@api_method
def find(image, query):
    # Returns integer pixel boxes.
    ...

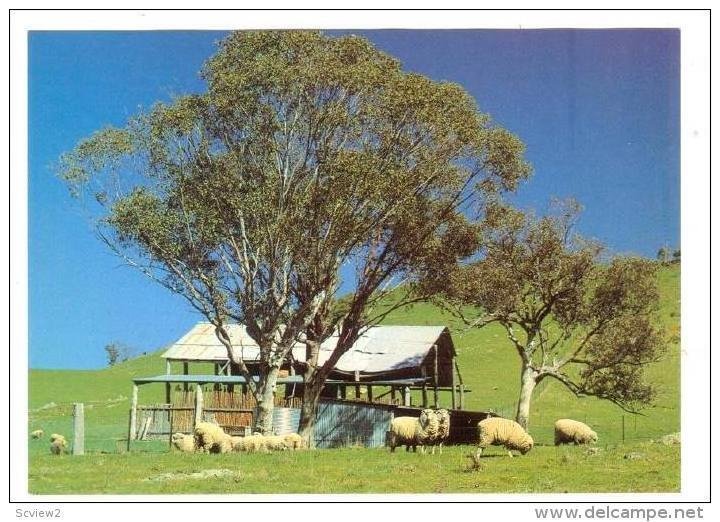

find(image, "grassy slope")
[27,264,680,493]
[28,444,679,494]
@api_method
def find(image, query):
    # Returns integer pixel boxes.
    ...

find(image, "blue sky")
[28,30,680,369]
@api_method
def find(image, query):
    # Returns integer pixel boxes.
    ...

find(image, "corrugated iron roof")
[162,322,452,374]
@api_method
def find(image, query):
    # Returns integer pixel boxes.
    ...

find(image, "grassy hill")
[27,264,680,494]
[29,264,679,449]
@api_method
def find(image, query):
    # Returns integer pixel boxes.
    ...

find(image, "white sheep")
[31,429,44,439]
[232,434,269,453]
[283,433,306,450]
[193,422,233,454]
[171,432,196,453]
[49,434,67,455]
[387,409,439,453]
[427,409,451,455]
[474,417,533,461]
[554,419,598,446]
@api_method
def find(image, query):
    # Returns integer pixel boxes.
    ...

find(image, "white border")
[7,6,712,516]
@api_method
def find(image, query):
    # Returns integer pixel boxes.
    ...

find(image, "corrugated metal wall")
[272,407,302,435]
[313,401,393,449]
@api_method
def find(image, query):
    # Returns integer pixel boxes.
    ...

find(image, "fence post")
[433,344,439,407]
[451,354,457,410]
[129,384,138,441]
[195,384,204,426]
[403,386,411,406]
[72,403,84,455]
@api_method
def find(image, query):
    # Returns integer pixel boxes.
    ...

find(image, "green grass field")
[27,264,680,494]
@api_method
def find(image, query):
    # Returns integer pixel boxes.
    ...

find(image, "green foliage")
[56,31,531,430]
[437,202,666,425]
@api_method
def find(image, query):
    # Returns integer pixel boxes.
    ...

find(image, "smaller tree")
[672,249,681,263]
[104,342,133,366]
[438,201,665,429]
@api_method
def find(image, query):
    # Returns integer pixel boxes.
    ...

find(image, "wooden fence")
[131,392,492,448]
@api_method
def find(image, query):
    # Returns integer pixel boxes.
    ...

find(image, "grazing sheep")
[554,419,598,446]
[474,417,533,461]
[231,432,305,453]
[387,409,439,453]
[428,409,451,455]
[283,433,305,450]
[232,434,269,453]
[31,429,44,439]
[171,432,195,453]
[49,434,67,455]
[265,435,290,451]
[194,422,233,454]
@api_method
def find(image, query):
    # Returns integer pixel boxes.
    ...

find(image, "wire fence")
[28,403,678,457]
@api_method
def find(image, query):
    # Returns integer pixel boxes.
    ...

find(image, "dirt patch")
[143,468,239,482]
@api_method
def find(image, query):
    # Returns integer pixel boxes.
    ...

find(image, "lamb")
[31,429,44,439]
[49,434,67,455]
[193,422,233,454]
[554,419,598,446]
[171,432,196,453]
[474,417,533,461]
[386,408,439,453]
[427,409,451,455]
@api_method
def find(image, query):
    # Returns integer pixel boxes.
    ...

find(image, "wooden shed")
[163,322,459,385]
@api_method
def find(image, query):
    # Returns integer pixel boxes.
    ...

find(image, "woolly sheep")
[474,417,533,460]
[194,422,233,454]
[387,409,439,453]
[49,434,67,455]
[265,435,289,451]
[554,419,598,446]
[283,433,305,450]
[427,409,451,455]
[232,434,269,453]
[31,429,44,439]
[232,432,306,452]
[171,432,196,453]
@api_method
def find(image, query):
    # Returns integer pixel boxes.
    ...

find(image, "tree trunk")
[254,366,280,435]
[298,378,324,447]
[515,363,538,431]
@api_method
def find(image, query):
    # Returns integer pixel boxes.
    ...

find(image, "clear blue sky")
[28,29,680,369]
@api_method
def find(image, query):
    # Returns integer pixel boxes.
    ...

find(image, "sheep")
[554,419,598,446]
[427,409,451,455]
[232,434,269,453]
[283,432,306,450]
[474,417,533,461]
[193,422,233,454]
[386,408,439,453]
[49,434,67,455]
[171,432,196,453]
[31,429,44,439]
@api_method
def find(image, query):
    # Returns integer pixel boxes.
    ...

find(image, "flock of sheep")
[386,411,598,461]
[32,414,598,459]
[170,421,307,454]
[31,430,69,455]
